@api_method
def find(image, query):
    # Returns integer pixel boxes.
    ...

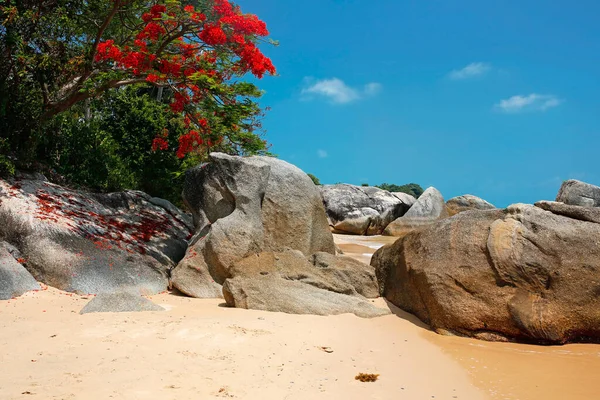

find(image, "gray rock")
[374,204,600,344]
[0,241,23,260]
[447,194,496,215]
[320,184,413,235]
[0,242,40,300]
[171,153,335,298]
[556,179,600,207]
[535,200,600,224]
[383,187,449,237]
[222,250,389,318]
[149,197,194,231]
[391,192,417,207]
[0,178,192,295]
[80,292,165,314]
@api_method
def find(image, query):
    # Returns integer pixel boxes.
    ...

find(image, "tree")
[44,86,189,203]
[376,183,424,198]
[0,0,276,163]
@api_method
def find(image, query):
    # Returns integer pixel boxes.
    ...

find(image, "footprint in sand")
[227,325,272,336]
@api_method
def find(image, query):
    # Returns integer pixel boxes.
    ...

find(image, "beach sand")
[0,234,598,400]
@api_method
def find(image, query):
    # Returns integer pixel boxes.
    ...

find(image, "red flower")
[134,39,148,51]
[139,22,166,41]
[221,14,269,36]
[214,0,234,16]
[237,42,275,78]
[146,74,160,83]
[170,92,189,113]
[176,130,203,158]
[150,4,166,14]
[152,137,169,151]
[199,24,228,45]
[183,5,194,12]
[95,40,122,62]
[191,12,206,22]
[142,12,154,23]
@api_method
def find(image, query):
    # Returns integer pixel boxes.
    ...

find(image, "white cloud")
[494,94,563,113]
[317,149,328,158]
[301,78,382,104]
[449,62,491,80]
[364,82,382,96]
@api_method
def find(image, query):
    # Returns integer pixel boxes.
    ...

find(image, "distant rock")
[0,178,192,295]
[223,250,389,318]
[556,179,600,207]
[535,200,600,224]
[391,192,417,207]
[0,242,40,300]
[171,153,336,298]
[320,184,413,235]
[383,187,449,237]
[374,203,600,344]
[447,194,496,215]
[80,292,165,314]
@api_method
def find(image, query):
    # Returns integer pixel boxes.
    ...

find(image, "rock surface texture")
[383,187,449,237]
[446,194,496,215]
[0,178,192,295]
[223,250,388,318]
[556,179,600,207]
[320,184,413,235]
[171,153,336,298]
[171,154,388,317]
[391,192,417,208]
[373,203,600,344]
[0,241,40,299]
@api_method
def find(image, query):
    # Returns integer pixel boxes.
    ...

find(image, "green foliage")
[35,86,185,203]
[0,1,273,203]
[36,85,263,205]
[0,138,15,176]
[307,173,320,185]
[361,183,369,187]
[376,183,424,198]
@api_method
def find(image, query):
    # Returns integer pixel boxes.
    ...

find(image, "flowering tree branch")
[30,0,276,159]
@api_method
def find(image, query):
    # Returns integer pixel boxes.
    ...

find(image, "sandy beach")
[1,234,599,400]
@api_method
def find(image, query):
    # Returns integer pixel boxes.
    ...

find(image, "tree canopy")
[1,0,275,161]
[376,183,424,198]
[0,0,276,201]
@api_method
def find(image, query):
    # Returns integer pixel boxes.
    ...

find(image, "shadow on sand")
[382,298,432,331]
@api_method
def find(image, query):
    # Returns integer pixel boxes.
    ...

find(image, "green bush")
[34,87,187,205]
[376,183,424,198]
[307,173,321,185]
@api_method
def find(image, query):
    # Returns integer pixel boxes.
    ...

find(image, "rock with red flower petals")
[0,242,40,300]
[0,177,193,295]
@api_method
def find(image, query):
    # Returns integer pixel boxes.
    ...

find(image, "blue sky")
[236,0,600,207]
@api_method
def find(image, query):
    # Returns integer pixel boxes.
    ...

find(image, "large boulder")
[446,194,496,215]
[222,250,389,318]
[171,153,336,298]
[0,241,40,300]
[383,187,449,237]
[556,179,600,207]
[373,203,600,344]
[0,178,193,295]
[320,184,413,235]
